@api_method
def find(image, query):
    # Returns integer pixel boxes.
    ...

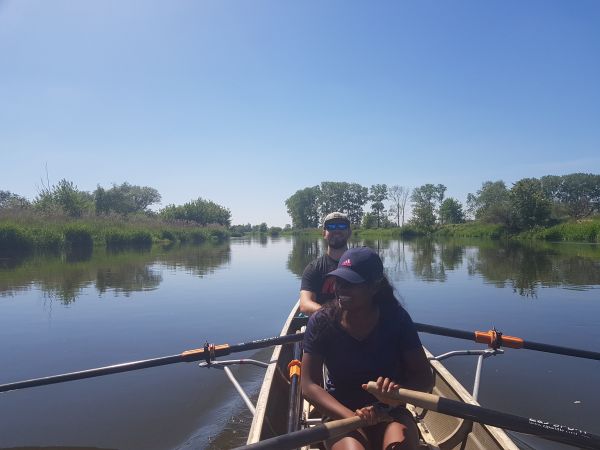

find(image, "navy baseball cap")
[328,247,384,284]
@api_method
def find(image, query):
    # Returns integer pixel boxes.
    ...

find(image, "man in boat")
[299,212,352,314]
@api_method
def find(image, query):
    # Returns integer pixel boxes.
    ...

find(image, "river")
[0,236,599,449]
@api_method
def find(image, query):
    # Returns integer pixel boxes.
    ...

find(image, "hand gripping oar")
[415,322,600,361]
[0,333,303,394]
[234,415,366,450]
[365,382,600,450]
[234,404,400,450]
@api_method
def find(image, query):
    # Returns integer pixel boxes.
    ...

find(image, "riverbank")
[437,220,600,242]
[0,212,228,254]
[289,219,600,243]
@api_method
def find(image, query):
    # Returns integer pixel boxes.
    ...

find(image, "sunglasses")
[325,222,349,231]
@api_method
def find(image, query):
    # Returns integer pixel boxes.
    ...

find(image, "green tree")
[439,198,465,224]
[410,184,446,228]
[317,182,369,225]
[510,178,551,230]
[369,184,388,228]
[0,191,30,209]
[555,173,600,219]
[466,181,512,225]
[285,186,320,228]
[95,183,161,215]
[361,212,377,229]
[160,197,231,226]
[34,179,93,217]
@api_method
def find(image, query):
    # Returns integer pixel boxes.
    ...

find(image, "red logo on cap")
[341,259,352,267]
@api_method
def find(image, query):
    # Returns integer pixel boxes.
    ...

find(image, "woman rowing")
[301,247,434,450]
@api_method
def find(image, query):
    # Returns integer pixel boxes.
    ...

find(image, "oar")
[415,322,600,361]
[365,383,600,450]
[0,333,303,394]
[234,415,367,450]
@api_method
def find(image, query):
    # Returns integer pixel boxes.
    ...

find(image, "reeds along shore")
[337,220,600,242]
[0,211,228,254]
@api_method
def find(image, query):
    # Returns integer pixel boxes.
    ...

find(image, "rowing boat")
[246,302,518,449]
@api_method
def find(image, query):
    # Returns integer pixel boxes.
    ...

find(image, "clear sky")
[1,1,599,227]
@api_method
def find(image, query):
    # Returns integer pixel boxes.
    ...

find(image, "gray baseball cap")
[322,212,350,227]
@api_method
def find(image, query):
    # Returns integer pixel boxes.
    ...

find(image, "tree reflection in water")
[286,236,600,298]
[0,243,231,304]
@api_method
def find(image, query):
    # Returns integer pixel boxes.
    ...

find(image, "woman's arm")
[400,346,434,393]
[301,352,356,420]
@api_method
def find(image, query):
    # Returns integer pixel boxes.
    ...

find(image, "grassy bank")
[517,219,600,242]
[434,220,600,242]
[0,212,229,254]
[435,223,508,239]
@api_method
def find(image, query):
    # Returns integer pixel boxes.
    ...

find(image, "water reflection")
[288,236,600,296]
[468,240,600,297]
[0,243,231,304]
[287,237,323,277]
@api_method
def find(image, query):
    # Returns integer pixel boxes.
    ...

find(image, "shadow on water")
[0,242,231,304]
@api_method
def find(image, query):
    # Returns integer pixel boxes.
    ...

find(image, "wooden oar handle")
[365,382,440,411]
[365,382,600,450]
[238,416,367,450]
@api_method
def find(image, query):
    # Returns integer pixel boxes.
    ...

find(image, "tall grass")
[522,219,600,242]
[0,210,229,254]
[436,223,507,239]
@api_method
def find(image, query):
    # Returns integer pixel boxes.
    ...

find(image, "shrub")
[105,229,152,249]
[0,224,33,253]
[64,225,93,250]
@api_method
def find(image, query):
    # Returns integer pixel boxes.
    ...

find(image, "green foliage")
[32,227,63,251]
[361,212,377,229]
[353,223,425,239]
[410,184,446,228]
[0,224,33,253]
[318,181,369,225]
[524,219,600,242]
[369,184,388,227]
[95,183,161,216]
[439,198,465,225]
[510,178,551,230]
[64,225,93,250]
[436,223,506,239]
[0,191,30,209]
[269,226,282,236]
[160,197,231,226]
[466,181,512,224]
[541,173,600,219]
[285,186,320,228]
[105,229,153,249]
[34,179,94,217]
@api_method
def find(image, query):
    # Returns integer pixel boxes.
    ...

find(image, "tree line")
[0,180,232,227]
[285,173,600,231]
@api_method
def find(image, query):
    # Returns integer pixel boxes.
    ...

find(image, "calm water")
[0,236,599,450]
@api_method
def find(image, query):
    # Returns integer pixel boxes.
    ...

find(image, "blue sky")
[1,1,599,226]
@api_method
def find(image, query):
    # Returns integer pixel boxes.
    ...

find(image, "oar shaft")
[415,323,475,341]
[0,333,305,394]
[522,339,600,360]
[415,322,600,361]
[0,354,184,393]
[366,383,600,450]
